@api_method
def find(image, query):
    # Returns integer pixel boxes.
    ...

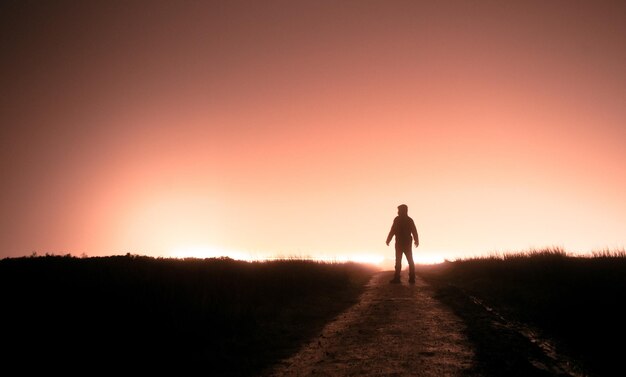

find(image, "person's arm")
[386,220,396,246]
[411,220,419,247]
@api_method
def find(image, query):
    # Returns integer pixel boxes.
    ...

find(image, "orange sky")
[1,1,624,264]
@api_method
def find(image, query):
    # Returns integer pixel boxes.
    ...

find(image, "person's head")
[397,204,408,216]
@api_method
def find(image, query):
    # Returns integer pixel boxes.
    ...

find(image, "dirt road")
[264,271,475,376]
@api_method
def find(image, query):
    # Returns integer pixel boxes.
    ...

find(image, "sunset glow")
[1,1,624,263]
[170,245,386,266]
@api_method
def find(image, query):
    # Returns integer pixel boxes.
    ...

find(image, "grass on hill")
[1,254,377,375]
[417,248,626,377]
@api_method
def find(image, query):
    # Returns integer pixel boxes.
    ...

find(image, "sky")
[1,1,624,265]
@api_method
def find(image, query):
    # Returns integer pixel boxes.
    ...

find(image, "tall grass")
[417,248,626,377]
[1,254,376,375]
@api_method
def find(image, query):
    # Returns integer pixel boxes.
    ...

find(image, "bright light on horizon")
[169,245,386,265]
[413,254,446,265]
[169,245,454,269]
[170,245,254,261]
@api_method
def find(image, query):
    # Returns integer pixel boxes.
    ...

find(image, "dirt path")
[264,271,475,376]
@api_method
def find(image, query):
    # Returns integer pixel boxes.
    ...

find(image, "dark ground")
[417,251,626,377]
[3,252,621,376]
[265,271,475,376]
[266,269,592,377]
[0,255,375,375]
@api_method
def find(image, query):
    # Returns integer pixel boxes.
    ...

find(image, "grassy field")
[416,248,626,377]
[1,254,376,375]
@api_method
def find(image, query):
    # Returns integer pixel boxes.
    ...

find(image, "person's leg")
[405,248,415,282]
[392,243,402,281]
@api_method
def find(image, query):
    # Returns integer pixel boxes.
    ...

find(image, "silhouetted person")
[386,204,419,284]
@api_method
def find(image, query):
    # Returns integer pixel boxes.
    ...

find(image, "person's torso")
[394,216,414,243]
